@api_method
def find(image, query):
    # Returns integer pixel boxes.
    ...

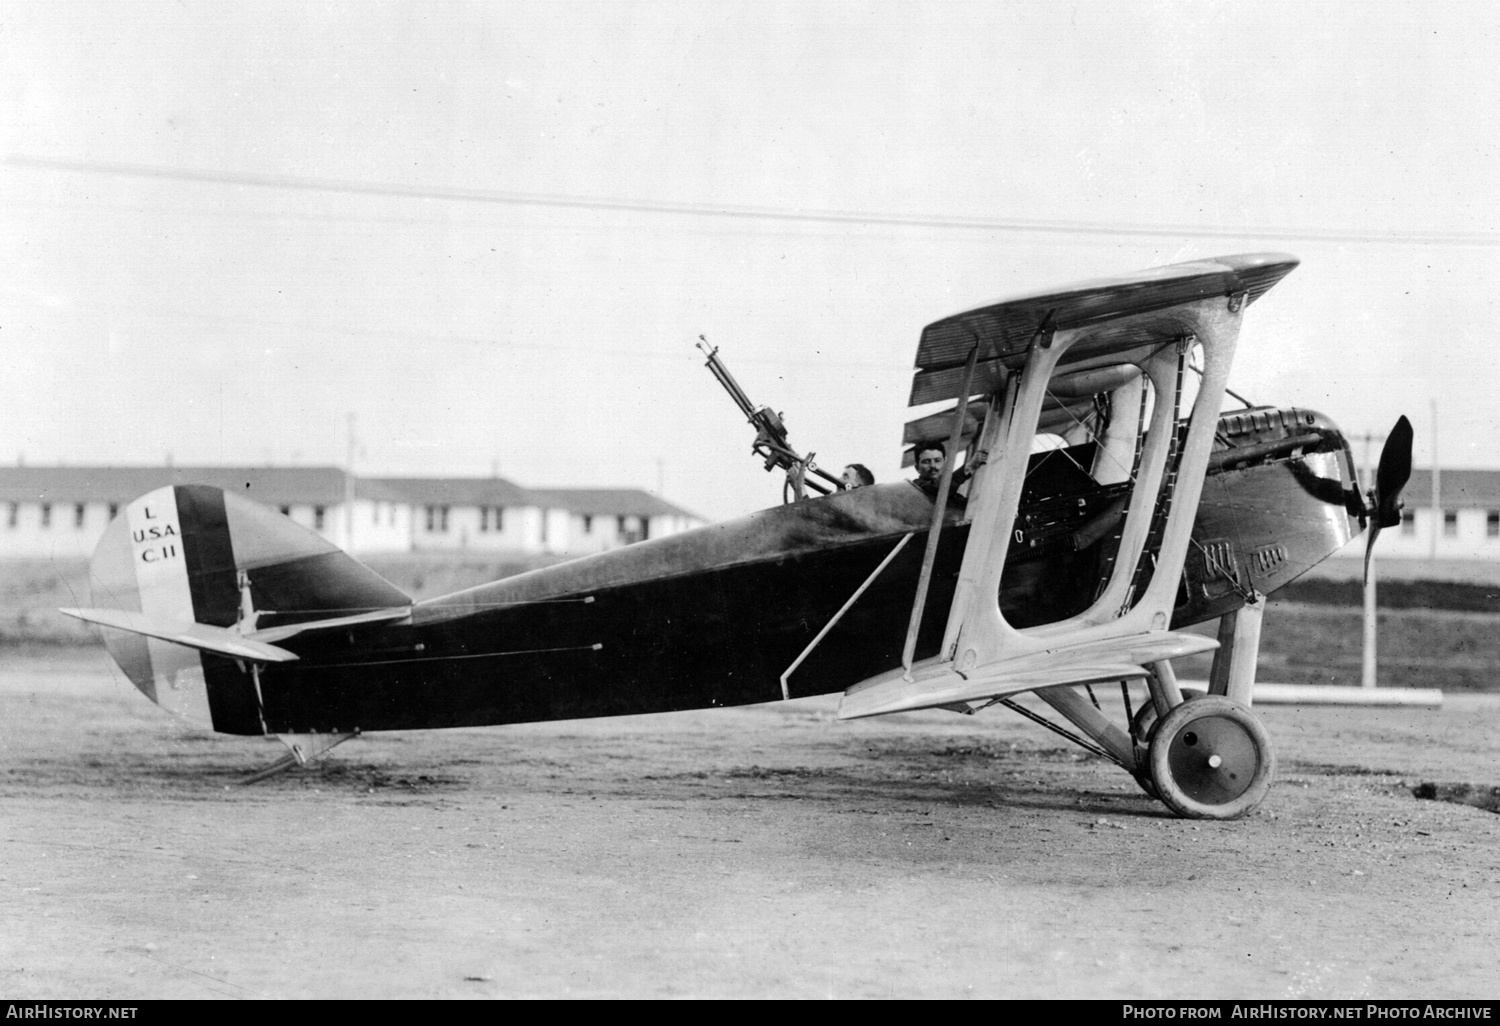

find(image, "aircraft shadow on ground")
[24,723,1180,818]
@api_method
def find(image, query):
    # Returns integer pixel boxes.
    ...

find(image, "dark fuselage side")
[238,434,1359,736]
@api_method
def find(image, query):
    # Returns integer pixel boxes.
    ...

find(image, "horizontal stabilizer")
[59,607,300,663]
[248,606,411,643]
[838,630,1218,720]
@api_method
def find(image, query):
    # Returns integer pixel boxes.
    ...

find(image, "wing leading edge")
[908,253,1298,407]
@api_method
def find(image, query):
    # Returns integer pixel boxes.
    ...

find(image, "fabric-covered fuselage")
[231,410,1358,736]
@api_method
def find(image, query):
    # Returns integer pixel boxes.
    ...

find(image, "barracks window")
[1488,510,1499,538]
[1443,510,1458,537]
[40,503,51,528]
[75,503,86,528]
[1401,510,1415,535]
[314,506,326,531]
[6,503,16,528]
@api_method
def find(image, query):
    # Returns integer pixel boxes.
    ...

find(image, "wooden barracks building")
[8,463,1498,565]
[0,466,703,560]
[1368,468,1500,560]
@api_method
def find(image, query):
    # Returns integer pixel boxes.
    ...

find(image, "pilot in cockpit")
[910,442,988,502]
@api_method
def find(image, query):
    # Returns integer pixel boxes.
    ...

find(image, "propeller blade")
[1363,415,1414,586]
[1373,415,1414,528]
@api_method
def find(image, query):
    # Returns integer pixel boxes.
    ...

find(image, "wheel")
[1130,687,1207,745]
[1129,689,1206,799]
[1146,695,1275,820]
[1131,770,1160,801]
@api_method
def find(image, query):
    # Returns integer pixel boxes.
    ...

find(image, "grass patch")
[1276,577,1500,613]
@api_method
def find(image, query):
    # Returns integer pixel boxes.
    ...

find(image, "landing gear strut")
[1138,599,1275,817]
[1017,600,1278,819]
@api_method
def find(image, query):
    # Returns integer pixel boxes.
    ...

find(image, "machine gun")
[697,336,843,502]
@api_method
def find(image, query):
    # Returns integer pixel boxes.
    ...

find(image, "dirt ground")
[2,647,1499,1000]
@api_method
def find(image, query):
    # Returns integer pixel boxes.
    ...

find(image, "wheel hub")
[1165,715,1258,803]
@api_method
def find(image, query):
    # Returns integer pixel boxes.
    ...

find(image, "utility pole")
[345,412,357,549]
[1430,397,1440,562]
[1357,429,1384,689]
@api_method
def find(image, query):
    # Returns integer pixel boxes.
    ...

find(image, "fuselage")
[222,405,1360,736]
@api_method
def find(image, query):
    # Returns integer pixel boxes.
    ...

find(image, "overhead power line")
[9,153,1500,247]
[0,286,897,369]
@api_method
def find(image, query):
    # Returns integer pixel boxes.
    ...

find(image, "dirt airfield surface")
[3,648,1499,1000]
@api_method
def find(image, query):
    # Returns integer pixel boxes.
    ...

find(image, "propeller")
[1363,415,1414,584]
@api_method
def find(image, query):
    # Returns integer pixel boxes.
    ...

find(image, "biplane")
[62,252,1412,818]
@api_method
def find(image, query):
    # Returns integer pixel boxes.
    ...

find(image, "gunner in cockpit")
[841,464,875,490]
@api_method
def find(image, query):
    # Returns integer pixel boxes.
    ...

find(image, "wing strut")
[900,345,980,680]
[843,266,1276,720]
[779,532,915,700]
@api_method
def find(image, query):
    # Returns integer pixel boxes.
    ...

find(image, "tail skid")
[240,732,356,785]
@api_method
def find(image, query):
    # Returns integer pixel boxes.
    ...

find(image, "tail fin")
[72,485,410,734]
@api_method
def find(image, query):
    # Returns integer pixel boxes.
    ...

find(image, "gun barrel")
[697,339,757,418]
[698,336,841,503]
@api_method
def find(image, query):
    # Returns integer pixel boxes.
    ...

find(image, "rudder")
[85,485,410,735]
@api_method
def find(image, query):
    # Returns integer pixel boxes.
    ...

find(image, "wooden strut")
[901,345,980,679]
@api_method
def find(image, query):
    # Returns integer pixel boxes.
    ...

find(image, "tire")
[1146,695,1275,820]
[1130,687,1207,745]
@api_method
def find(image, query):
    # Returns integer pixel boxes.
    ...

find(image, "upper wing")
[908,253,1298,407]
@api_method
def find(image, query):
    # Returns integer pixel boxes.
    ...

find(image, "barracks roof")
[364,477,534,507]
[0,466,696,519]
[0,466,356,505]
[529,488,699,519]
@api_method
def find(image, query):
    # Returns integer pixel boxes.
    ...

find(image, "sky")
[3,1,1499,522]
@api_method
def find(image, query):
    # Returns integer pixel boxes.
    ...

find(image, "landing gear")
[1144,696,1275,820]
[997,602,1278,819]
[1130,600,1275,818]
[1129,686,1205,748]
[1129,686,1207,800]
[1013,678,1275,818]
